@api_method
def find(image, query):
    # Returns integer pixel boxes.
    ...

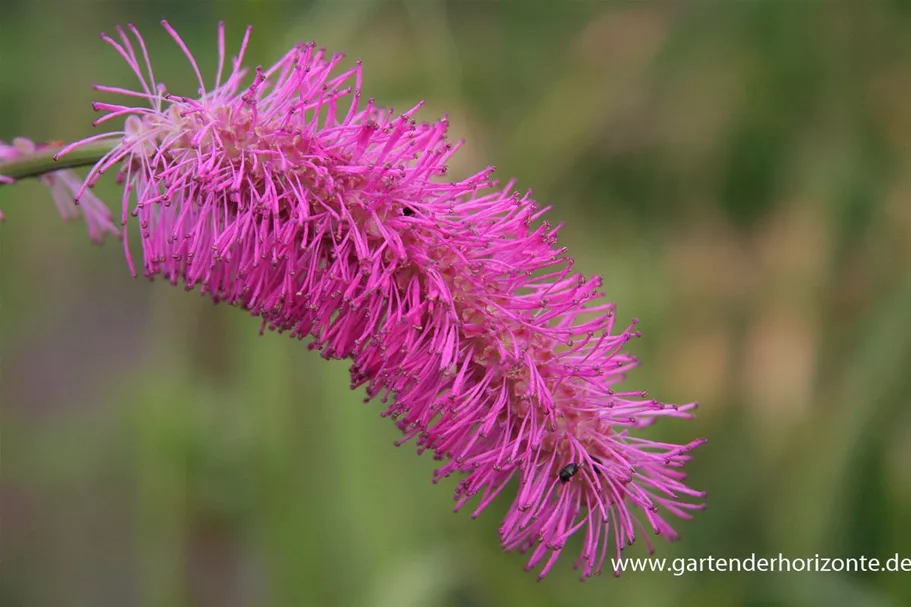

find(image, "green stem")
[0,140,118,182]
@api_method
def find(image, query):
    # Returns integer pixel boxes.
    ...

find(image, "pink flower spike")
[61,22,706,580]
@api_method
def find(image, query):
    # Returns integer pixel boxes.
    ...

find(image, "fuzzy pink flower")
[58,22,706,580]
[0,138,119,242]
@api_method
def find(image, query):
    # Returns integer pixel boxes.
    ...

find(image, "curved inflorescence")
[56,22,706,580]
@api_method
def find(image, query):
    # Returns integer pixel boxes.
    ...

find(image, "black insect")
[558,462,580,483]
[402,206,415,217]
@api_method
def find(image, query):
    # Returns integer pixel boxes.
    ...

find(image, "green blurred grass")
[2,1,911,606]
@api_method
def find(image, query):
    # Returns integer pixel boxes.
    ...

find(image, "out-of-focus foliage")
[2,1,910,606]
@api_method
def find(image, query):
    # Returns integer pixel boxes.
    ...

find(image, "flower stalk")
[0,140,115,183]
[0,137,120,241]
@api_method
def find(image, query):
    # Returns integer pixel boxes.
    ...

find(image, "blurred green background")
[2,1,911,606]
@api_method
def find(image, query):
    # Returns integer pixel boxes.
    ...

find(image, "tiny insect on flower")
[558,462,580,483]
